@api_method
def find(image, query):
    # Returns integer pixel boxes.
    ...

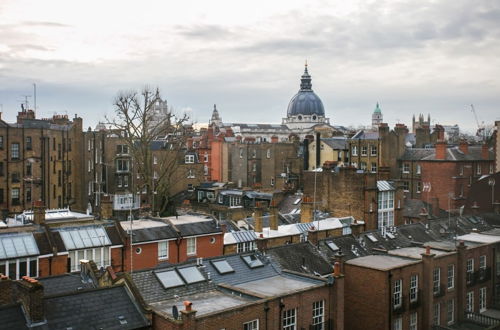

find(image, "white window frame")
[312,300,324,329]
[447,299,455,325]
[351,145,357,156]
[393,279,402,308]
[266,149,271,159]
[447,264,455,290]
[433,267,441,295]
[409,312,417,330]
[244,319,259,330]
[371,145,377,156]
[480,287,487,313]
[361,145,367,156]
[187,237,196,255]
[158,241,168,260]
[433,302,440,325]
[403,163,410,173]
[187,169,195,179]
[477,164,482,175]
[185,155,195,164]
[0,257,39,280]
[467,258,474,283]
[480,255,486,270]
[393,317,402,330]
[237,241,256,253]
[416,164,421,174]
[282,308,296,330]
[371,162,377,173]
[466,291,474,312]
[410,274,418,302]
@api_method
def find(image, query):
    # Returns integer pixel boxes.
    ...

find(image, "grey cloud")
[21,21,70,28]
[175,24,235,40]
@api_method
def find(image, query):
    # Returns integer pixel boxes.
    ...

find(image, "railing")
[409,290,422,309]
[464,312,500,328]
[467,272,475,286]
[392,296,406,314]
[434,284,446,297]
[477,267,492,283]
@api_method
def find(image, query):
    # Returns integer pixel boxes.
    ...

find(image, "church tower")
[372,102,383,129]
[209,104,223,127]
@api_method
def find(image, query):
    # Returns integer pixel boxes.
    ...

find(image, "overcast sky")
[1,0,499,132]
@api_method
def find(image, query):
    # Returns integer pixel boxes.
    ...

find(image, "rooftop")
[346,255,420,271]
[234,274,321,296]
[388,246,452,259]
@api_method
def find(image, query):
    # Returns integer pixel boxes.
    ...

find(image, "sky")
[1,0,499,132]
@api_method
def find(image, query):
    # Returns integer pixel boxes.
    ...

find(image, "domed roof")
[287,65,325,117]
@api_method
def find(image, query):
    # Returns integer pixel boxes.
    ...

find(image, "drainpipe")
[388,271,392,330]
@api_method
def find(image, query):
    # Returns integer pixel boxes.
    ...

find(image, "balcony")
[113,194,140,211]
[476,267,491,284]
[409,290,422,309]
[466,272,476,287]
[433,284,445,297]
[392,296,406,314]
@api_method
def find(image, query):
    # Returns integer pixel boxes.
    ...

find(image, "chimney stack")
[459,140,469,154]
[300,196,313,223]
[253,207,263,233]
[18,277,45,325]
[482,143,489,160]
[435,140,447,160]
[33,200,45,225]
[269,200,279,231]
[100,195,113,219]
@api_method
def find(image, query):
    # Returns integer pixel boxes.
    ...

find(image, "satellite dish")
[172,305,179,320]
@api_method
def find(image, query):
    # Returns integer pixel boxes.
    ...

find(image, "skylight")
[58,226,111,250]
[155,270,185,289]
[211,259,234,274]
[242,254,264,268]
[326,241,339,251]
[0,233,39,259]
[386,233,395,239]
[293,198,301,205]
[366,234,378,242]
[177,266,205,284]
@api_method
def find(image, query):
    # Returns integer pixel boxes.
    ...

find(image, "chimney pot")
[183,301,192,311]
[425,246,431,255]
[333,262,341,277]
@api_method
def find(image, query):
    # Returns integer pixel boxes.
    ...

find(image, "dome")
[286,65,325,117]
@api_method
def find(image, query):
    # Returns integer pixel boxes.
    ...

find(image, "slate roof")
[396,223,442,243]
[0,305,28,330]
[130,225,178,244]
[39,273,95,296]
[105,225,124,246]
[351,130,379,140]
[403,199,448,219]
[320,234,370,261]
[400,146,494,161]
[358,230,413,253]
[321,138,348,150]
[44,285,149,329]
[266,241,332,276]
[33,231,53,255]
[174,220,221,237]
[9,119,72,131]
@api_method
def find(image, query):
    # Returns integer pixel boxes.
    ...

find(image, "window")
[459,165,464,176]
[466,291,474,312]
[187,237,196,255]
[351,145,357,156]
[116,144,128,155]
[229,196,241,207]
[0,189,3,204]
[480,287,487,312]
[185,154,195,163]
[26,136,32,150]
[203,153,208,162]
[187,169,195,178]
[378,190,395,229]
[12,172,20,183]
[0,257,38,280]
[480,255,486,270]
[26,163,32,176]
[0,162,3,176]
[409,312,417,330]
[312,300,324,329]
[244,319,259,330]
[26,187,31,202]
[282,308,296,330]
[116,159,129,172]
[361,146,367,156]
[11,143,20,160]
[393,279,402,308]
[68,248,110,272]
[270,177,275,186]
[403,163,410,173]
[467,258,474,283]
[153,156,158,164]
[158,241,168,260]
[11,188,20,205]
[416,181,421,193]
[447,264,455,289]
[433,267,441,295]
[371,145,377,156]
[402,181,409,192]
[410,274,418,302]
[433,303,441,325]
[371,162,377,173]
[490,164,495,174]
[393,317,402,330]
[447,299,455,325]
[0,136,3,149]
[123,175,129,187]
[477,164,482,175]
[416,164,421,174]
[58,170,62,186]
[360,162,366,171]
[239,148,243,158]
[237,241,256,253]
[266,149,271,158]
[117,175,123,188]
[252,149,256,158]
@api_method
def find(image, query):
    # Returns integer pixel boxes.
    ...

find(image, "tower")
[372,102,383,129]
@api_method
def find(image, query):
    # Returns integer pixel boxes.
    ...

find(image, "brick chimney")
[433,125,445,141]
[307,226,318,246]
[482,143,489,160]
[100,195,113,219]
[0,275,14,305]
[181,301,197,329]
[300,196,313,223]
[271,135,279,143]
[269,200,279,231]
[459,140,468,154]
[33,200,45,225]
[435,140,447,160]
[253,208,263,232]
[17,277,45,325]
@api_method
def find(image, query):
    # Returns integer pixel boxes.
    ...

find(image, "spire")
[300,62,312,91]
[374,102,382,114]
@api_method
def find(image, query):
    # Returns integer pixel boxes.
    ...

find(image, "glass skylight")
[0,233,39,259]
[58,226,111,250]
[155,270,185,289]
[177,266,205,284]
[326,241,339,251]
[242,254,264,268]
[211,259,234,274]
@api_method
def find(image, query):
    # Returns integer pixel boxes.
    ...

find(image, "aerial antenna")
[20,95,31,111]
[33,83,37,114]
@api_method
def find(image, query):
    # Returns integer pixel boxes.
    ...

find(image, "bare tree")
[107,86,190,215]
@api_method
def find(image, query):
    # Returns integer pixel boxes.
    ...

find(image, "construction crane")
[470,104,485,141]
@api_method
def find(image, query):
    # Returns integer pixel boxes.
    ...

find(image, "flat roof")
[457,233,500,244]
[234,275,319,296]
[165,215,213,225]
[388,247,451,259]
[120,219,168,230]
[151,290,250,316]
[346,255,420,271]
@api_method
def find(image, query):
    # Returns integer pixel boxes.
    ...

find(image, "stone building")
[0,110,85,216]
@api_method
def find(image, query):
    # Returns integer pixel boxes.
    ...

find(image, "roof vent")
[118,315,127,325]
